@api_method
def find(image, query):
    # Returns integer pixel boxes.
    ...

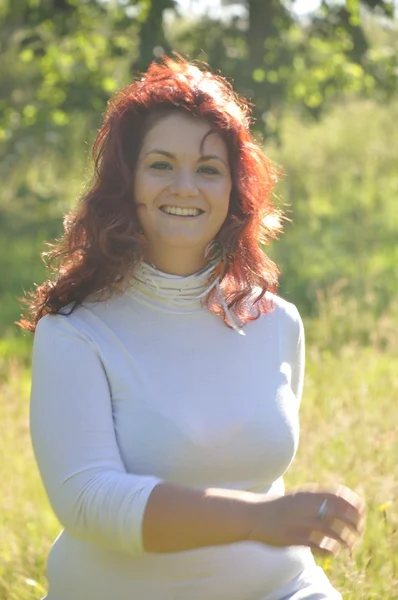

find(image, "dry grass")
[0,331,397,599]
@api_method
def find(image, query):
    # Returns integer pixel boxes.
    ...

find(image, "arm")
[30,314,162,556]
[142,303,363,556]
[143,303,306,553]
[30,314,260,555]
[32,309,361,557]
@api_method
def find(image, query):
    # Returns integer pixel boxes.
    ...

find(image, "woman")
[21,55,365,600]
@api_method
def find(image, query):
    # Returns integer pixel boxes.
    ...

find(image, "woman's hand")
[249,485,366,556]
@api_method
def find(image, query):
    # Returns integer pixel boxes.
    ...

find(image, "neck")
[143,246,208,276]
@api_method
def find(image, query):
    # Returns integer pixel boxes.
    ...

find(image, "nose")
[169,168,198,198]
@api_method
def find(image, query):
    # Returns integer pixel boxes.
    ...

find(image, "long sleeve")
[29,314,163,556]
[277,300,305,407]
[290,305,305,406]
[28,294,318,600]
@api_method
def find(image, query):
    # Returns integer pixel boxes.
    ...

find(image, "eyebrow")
[143,149,227,166]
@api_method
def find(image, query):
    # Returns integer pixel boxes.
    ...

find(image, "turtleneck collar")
[130,260,220,314]
[125,259,245,335]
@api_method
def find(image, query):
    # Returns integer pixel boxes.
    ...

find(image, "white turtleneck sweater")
[30,262,340,600]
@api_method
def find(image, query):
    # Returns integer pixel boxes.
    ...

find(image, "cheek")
[132,174,143,205]
[216,183,232,215]
[210,194,230,233]
[134,171,161,205]
[207,177,231,199]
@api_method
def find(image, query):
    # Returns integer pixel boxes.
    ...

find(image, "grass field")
[0,330,397,600]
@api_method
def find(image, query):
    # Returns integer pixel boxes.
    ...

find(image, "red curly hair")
[18,54,283,333]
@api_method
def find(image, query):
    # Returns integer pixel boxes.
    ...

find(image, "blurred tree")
[1,0,396,150]
[0,0,179,335]
[1,0,397,334]
[207,0,397,135]
[0,0,177,156]
[134,0,176,71]
[266,99,398,317]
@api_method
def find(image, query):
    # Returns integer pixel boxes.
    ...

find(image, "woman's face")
[134,112,232,271]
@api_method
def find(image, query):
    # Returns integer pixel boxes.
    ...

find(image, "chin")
[162,237,208,249]
[156,229,210,247]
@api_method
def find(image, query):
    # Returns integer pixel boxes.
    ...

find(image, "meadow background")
[1,0,397,598]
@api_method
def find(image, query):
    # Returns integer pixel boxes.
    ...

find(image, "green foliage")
[1,5,397,594]
[1,0,397,148]
[0,114,92,337]
[2,98,398,339]
[1,0,397,336]
[0,0,170,151]
[266,99,398,323]
[169,1,398,136]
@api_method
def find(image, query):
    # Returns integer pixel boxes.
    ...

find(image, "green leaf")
[50,110,68,126]
[101,77,118,94]
[19,49,34,63]
[252,68,266,83]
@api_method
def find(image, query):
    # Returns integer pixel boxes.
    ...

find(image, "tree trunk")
[248,0,277,67]
[134,0,174,72]
[247,0,282,136]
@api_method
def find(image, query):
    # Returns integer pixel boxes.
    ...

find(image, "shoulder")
[252,290,304,342]
[34,292,127,350]
[266,292,302,324]
[35,292,122,334]
[33,308,105,369]
[270,293,304,349]
[35,299,103,342]
[34,311,89,349]
[250,288,302,325]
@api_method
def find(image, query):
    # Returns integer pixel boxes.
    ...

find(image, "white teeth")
[161,206,201,217]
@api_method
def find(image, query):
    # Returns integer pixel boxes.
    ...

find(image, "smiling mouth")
[159,206,204,217]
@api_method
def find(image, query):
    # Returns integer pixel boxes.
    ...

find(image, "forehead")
[140,112,228,157]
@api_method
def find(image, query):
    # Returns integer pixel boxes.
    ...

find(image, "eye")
[197,165,220,175]
[149,161,172,170]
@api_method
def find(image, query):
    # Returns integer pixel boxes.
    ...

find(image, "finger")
[315,486,366,515]
[322,523,357,550]
[342,512,365,536]
[301,532,341,557]
[334,507,365,536]
[320,496,366,535]
[313,507,364,550]
[309,525,352,551]
[321,511,362,538]
[335,486,366,515]
[319,536,341,556]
